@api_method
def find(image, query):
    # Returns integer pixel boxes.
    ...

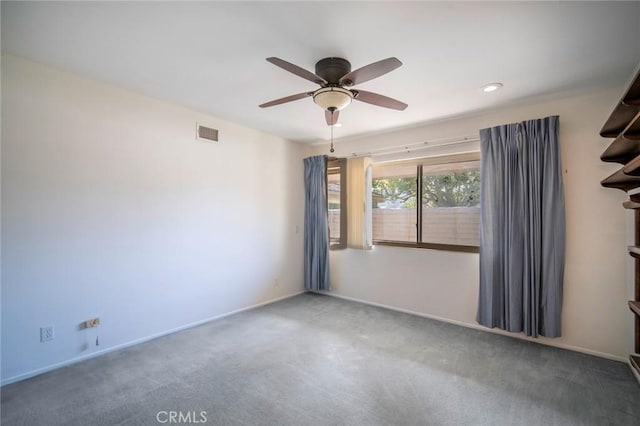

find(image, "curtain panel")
[477,116,565,337]
[304,155,330,291]
[347,156,373,249]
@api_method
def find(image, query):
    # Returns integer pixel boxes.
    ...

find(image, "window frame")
[327,158,347,250]
[372,152,480,253]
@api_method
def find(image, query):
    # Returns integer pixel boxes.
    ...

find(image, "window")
[370,163,417,243]
[371,153,480,252]
[327,158,346,249]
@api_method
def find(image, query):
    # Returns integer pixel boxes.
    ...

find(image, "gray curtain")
[304,155,330,291]
[477,116,565,337]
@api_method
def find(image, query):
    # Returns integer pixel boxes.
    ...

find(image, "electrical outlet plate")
[84,318,100,328]
[40,326,54,342]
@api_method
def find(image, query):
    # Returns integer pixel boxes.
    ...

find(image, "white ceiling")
[2,1,639,143]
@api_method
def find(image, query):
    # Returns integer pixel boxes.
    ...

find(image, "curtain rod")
[344,135,480,159]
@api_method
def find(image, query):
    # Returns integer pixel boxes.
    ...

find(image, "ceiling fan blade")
[352,89,408,111]
[259,92,312,108]
[266,57,327,86]
[339,57,402,87]
[325,109,340,126]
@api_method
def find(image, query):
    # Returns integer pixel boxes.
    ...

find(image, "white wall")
[312,86,632,361]
[1,55,307,384]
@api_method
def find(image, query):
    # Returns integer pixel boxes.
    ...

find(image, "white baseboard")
[315,291,628,364]
[1,291,306,387]
[4,290,627,386]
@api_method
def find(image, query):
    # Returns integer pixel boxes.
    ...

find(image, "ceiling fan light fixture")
[313,87,353,111]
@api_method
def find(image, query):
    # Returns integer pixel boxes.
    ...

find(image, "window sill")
[373,240,479,253]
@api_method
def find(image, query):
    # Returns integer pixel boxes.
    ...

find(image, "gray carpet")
[1,293,639,425]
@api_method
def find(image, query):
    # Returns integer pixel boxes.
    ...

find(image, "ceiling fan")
[259,57,408,126]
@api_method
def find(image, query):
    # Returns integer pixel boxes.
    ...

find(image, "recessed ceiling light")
[482,83,503,93]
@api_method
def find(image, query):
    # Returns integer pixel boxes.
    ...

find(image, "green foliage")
[422,171,480,207]
[371,177,416,208]
[372,170,480,208]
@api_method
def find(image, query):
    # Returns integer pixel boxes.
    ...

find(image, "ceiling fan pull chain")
[330,112,335,153]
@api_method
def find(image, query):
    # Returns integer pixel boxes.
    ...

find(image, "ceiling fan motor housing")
[315,57,351,85]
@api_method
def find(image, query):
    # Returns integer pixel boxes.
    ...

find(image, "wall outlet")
[40,326,54,342]
[84,317,100,328]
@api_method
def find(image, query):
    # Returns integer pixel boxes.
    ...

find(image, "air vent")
[196,123,219,142]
